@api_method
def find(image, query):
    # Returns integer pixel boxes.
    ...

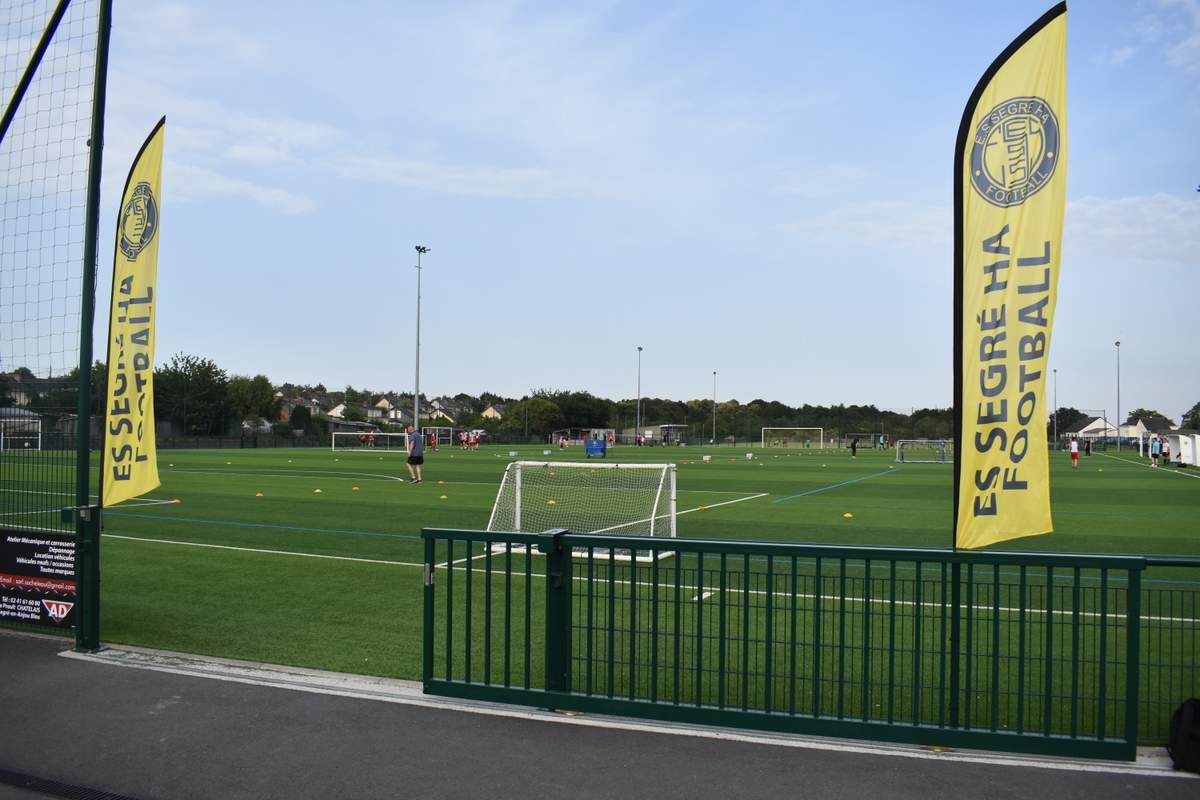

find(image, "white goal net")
[761,428,823,448]
[487,461,676,539]
[896,439,951,463]
[331,431,408,451]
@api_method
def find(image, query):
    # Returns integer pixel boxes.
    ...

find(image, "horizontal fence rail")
[420,529,1178,761]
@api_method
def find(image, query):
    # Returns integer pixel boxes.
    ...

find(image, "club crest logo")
[970,96,1060,208]
[119,181,158,260]
[41,599,74,623]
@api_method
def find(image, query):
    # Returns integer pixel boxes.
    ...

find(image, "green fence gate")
[423,529,1156,761]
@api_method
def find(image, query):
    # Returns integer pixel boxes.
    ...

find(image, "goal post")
[761,427,823,449]
[331,430,408,451]
[487,461,676,539]
[896,439,951,463]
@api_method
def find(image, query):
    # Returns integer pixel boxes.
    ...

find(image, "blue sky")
[95,1,1198,419]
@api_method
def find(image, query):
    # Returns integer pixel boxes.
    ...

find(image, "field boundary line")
[1100,453,1200,479]
[772,468,899,504]
[102,512,422,541]
[102,534,424,567]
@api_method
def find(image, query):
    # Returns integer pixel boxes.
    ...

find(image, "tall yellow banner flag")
[954,5,1067,549]
[102,117,164,507]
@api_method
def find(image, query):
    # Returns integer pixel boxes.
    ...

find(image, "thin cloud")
[169,163,316,215]
[332,155,569,200]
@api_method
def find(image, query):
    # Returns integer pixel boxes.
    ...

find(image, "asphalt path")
[0,632,1194,800]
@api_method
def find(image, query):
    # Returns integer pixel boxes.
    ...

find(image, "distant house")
[328,403,347,420]
[430,397,466,424]
[1062,416,1116,440]
[481,403,508,420]
[1122,415,1176,438]
[1,372,53,407]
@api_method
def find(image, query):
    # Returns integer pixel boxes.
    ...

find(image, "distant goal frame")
[760,427,824,449]
[895,439,952,463]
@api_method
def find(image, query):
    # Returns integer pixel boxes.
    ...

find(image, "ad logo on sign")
[41,599,74,623]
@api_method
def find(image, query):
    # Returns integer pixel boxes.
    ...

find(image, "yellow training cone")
[352,486,360,491]
[440,495,448,500]
[843,512,853,519]
[548,500,557,505]
[314,489,322,494]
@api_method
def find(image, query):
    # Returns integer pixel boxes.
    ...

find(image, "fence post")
[1124,566,1142,752]
[422,532,434,683]
[538,529,572,694]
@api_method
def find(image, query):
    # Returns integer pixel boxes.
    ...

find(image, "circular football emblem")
[119,181,158,260]
[970,96,1060,208]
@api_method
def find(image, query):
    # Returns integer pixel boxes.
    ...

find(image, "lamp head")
[415,245,430,254]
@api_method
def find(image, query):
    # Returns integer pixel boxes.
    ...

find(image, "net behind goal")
[487,461,676,539]
[896,439,951,463]
[331,431,407,450]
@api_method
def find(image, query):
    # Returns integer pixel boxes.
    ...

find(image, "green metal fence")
[421,529,1181,761]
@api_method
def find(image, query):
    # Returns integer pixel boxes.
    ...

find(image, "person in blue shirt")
[406,425,425,483]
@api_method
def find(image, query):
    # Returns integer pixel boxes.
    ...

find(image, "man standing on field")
[1069,437,1079,468]
[406,425,424,483]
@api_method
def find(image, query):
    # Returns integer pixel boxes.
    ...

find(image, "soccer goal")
[845,433,881,448]
[761,427,823,448]
[331,431,407,451]
[487,462,676,553]
[0,414,42,452]
[425,426,454,447]
[896,439,951,463]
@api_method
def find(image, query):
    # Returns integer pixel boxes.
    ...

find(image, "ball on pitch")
[313,489,322,494]
[843,512,853,519]
[547,499,557,506]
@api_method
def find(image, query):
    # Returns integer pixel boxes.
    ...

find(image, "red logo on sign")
[41,599,74,623]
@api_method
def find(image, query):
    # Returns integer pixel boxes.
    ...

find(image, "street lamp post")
[1115,340,1121,454]
[635,347,643,444]
[712,371,717,444]
[413,245,429,427]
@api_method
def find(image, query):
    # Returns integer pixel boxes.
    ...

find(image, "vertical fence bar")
[741,554,750,711]
[607,548,616,698]
[1098,568,1108,739]
[524,547,532,690]
[991,566,1001,731]
[423,535,435,682]
[1124,569,1142,752]
[1043,566,1055,736]
[695,552,704,707]
[719,553,728,709]
[949,562,961,728]
[965,563,974,729]
[651,551,660,703]
[887,559,896,724]
[789,555,798,716]
[587,548,595,695]
[629,549,638,701]
[673,553,681,704]
[813,557,823,716]
[914,560,924,725]
[1017,564,1027,734]
[1071,566,1081,738]
[862,560,872,722]
[543,531,571,694]
[504,544,512,687]
[765,555,774,714]
[445,538,454,681]
[484,545,493,685]
[465,542,474,683]
[939,561,948,728]
[837,557,847,719]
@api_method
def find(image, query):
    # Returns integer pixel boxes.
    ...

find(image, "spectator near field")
[1084,439,1091,457]
[1151,436,1161,467]
[406,425,425,483]
[1162,437,1171,466]
[850,437,858,460]
[1069,437,1079,468]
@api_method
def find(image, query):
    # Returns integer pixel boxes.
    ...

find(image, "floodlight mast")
[414,245,430,428]
[712,371,717,444]
[636,346,643,441]
[1114,340,1121,454]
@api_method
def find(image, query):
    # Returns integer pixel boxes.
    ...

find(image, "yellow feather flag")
[102,117,164,507]
[954,5,1067,549]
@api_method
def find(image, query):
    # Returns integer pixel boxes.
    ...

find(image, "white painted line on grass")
[58,645,1186,780]
[691,590,714,602]
[102,534,424,568]
[1100,453,1200,479]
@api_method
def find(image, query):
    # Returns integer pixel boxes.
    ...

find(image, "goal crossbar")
[760,427,823,449]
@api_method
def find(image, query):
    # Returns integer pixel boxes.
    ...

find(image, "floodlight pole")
[1052,368,1058,446]
[1114,340,1121,454]
[414,245,429,428]
[712,370,717,444]
[636,346,643,442]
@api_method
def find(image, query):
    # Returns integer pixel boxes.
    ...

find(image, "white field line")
[691,590,714,602]
[104,533,1199,625]
[102,534,424,568]
[590,492,769,535]
[1101,453,1200,479]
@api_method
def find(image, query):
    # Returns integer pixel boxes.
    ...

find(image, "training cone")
[437,480,445,485]
[314,489,322,494]
[255,492,264,497]
[699,506,707,512]
[352,486,360,491]
[547,499,557,505]
[168,463,174,467]
[843,512,853,519]
[440,495,448,500]
[226,461,232,465]
[169,498,182,504]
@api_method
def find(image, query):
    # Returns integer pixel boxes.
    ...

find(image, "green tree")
[1182,402,1200,430]
[289,405,311,430]
[228,374,275,422]
[155,354,231,435]
[503,396,562,439]
[1124,408,1167,424]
